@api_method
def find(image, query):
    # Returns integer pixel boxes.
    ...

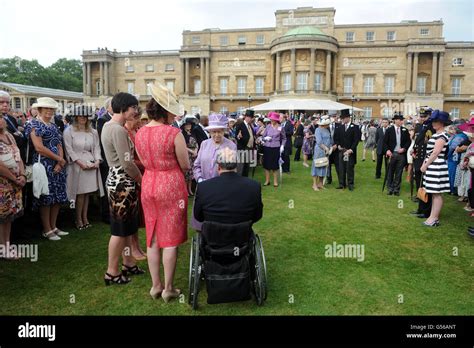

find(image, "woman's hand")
[420,163,428,173]
[53,163,63,174]
[16,176,26,187]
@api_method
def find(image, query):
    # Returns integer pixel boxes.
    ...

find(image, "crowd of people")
[1,84,473,296]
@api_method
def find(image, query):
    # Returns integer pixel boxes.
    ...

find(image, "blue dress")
[25,119,68,209]
[311,127,333,177]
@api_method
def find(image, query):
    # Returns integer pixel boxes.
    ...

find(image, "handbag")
[32,154,49,198]
[417,174,428,203]
[314,156,329,168]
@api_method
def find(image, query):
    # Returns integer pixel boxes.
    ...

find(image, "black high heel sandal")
[122,264,146,276]
[104,272,131,286]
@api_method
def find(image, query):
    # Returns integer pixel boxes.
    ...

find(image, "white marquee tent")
[251,98,363,112]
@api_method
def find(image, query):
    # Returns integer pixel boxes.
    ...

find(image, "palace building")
[82,6,474,118]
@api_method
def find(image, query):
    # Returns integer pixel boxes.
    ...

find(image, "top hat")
[244,109,255,118]
[392,112,404,120]
[340,109,351,118]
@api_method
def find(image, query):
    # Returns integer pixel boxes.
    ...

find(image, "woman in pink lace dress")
[135,84,190,303]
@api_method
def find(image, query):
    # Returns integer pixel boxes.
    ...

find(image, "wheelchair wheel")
[188,234,201,309]
[253,234,267,305]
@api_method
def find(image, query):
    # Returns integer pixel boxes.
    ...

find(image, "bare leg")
[50,204,61,230]
[272,170,278,186]
[318,176,325,188]
[147,232,163,291]
[75,194,85,226]
[264,170,270,185]
[39,206,52,233]
[82,194,90,225]
[312,176,319,191]
[427,194,443,223]
[131,233,142,259]
[106,235,127,276]
[163,247,178,291]
[362,148,367,160]
[122,235,136,266]
[303,154,308,166]
[372,149,376,161]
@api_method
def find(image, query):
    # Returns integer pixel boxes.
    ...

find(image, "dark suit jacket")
[375,127,388,155]
[3,114,26,158]
[383,126,411,160]
[282,121,294,151]
[194,172,263,225]
[333,122,361,162]
[97,112,112,164]
[235,121,256,150]
[192,124,209,147]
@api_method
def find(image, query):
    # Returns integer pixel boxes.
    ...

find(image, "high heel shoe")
[422,220,440,227]
[104,272,131,286]
[161,288,181,303]
[122,264,146,276]
[150,286,164,299]
[263,182,270,186]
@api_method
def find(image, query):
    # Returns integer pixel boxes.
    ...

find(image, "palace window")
[416,76,427,94]
[165,80,175,93]
[343,76,353,95]
[192,36,201,44]
[452,58,463,66]
[384,76,395,94]
[315,73,323,92]
[96,81,101,96]
[219,78,228,95]
[219,105,228,115]
[127,82,134,94]
[14,98,21,110]
[363,76,374,94]
[145,64,154,72]
[346,32,355,42]
[256,35,265,45]
[194,79,201,94]
[191,106,200,115]
[220,36,228,46]
[451,78,461,96]
[255,77,264,95]
[126,65,134,73]
[237,77,247,95]
[366,31,375,42]
[282,73,291,91]
[450,108,460,118]
[420,28,429,36]
[297,72,308,92]
[382,107,392,118]
[146,81,155,95]
[236,106,246,115]
[363,107,373,119]
[387,31,396,41]
[238,36,247,45]
[165,64,174,71]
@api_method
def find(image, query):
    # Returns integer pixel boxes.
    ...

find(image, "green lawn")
[1,146,473,315]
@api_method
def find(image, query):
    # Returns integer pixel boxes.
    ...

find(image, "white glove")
[263,136,272,142]
[280,145,284,154]
[198,178,203,183]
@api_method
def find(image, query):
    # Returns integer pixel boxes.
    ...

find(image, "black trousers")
[387,153,406,193]
[417,193,432,218]
[99,162,110,222]
[414,160,423,190]
[338,152,355,188]
[282,153,291,172]
[328,150,339,183]
[375,153,387,178]
[294,146,302,161]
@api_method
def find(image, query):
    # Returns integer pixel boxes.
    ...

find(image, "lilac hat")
[205,113,228,130]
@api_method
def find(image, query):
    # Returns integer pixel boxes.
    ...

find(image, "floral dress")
[24,119,68,209]
[0,132,24,222]
[184,132,198,181]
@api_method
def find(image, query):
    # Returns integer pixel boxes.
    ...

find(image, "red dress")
[135,125,188,248]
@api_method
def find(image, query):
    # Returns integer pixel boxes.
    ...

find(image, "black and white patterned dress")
[423,131,450,193]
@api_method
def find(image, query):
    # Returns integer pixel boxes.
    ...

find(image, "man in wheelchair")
[190,147,266,306]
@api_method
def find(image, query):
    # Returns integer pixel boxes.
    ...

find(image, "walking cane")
[382,155,391,192]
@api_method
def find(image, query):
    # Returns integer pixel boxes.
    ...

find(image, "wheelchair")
[188,220,267,310]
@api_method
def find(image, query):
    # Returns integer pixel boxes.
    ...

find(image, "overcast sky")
[0,0,472,66]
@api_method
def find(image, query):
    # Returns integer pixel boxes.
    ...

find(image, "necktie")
[247,123,254,148]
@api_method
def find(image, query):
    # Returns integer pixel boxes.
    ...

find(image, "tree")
[0,57,83,92]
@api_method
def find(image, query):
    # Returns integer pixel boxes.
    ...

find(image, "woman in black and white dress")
[420,110,452,227]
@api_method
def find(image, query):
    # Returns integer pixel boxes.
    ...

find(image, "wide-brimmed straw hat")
[205,113,228,131]
[34,97,59,109]
[149,82,184,116]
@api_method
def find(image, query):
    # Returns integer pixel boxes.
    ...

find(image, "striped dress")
[423,131,450,193]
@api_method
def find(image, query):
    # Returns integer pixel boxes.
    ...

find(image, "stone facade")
[82,6,474,119]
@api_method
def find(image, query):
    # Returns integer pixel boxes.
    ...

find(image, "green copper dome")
[283,26,326,37]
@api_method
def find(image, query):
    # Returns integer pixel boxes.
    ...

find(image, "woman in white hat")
[24,97,69,240]
[135,83,190,302]
[311,115,336,191]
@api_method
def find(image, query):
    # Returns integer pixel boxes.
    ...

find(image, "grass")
[0,145,473,315]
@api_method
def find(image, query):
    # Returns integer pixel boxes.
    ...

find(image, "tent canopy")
[251,98,363,112]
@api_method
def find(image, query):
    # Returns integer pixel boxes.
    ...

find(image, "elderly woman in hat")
[135,83,190,302]
[63,105,104,231]
[261,111,286,187]
[24,97,69,241]
[311,116,336,191]
[420,110,452,227]
[181,115,199,196]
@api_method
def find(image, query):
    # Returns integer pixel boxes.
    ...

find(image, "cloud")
[0,0,472,66]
